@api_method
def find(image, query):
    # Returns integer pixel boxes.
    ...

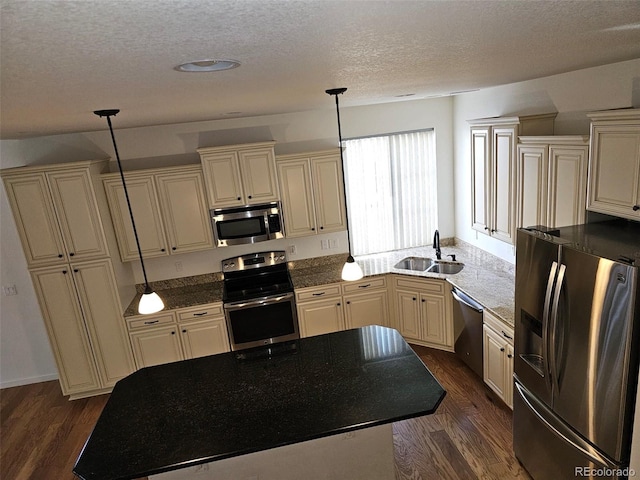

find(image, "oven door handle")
[224,293,294,310]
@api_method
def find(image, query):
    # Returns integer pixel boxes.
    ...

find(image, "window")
[343,129,438,256]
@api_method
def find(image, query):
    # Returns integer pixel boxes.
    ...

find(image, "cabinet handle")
[144,320,159,325]
[312,292,325,297]
[193,312,208,316]
[358,284,371,289]
[501,331,513,340]
[500,347,505,352]
[633,205,640,211]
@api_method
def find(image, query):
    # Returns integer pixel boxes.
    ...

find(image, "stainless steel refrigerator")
[514,221,640,480]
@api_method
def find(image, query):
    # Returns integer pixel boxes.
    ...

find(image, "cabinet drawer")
[484,310,514,344]
[127,312,176,330]
[296,283,342,302]
[394,276,444,294]
[342,276,386,293]
[177,303,224,321]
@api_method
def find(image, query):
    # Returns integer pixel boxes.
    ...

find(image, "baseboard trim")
[0,373,59,389]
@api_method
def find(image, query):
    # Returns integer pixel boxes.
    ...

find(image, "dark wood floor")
[1,346,530,480]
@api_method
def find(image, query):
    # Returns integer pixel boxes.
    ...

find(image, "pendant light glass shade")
[341,255,364,281]
[94,109,164,315]
[138,287,165,315]
[325,88,364,282]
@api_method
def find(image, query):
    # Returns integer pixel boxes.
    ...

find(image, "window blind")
[343,130,438,256]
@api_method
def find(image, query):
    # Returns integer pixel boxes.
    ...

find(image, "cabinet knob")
[412,297,416,301]
[633,205,640,211]
[172,247,177,251]
[311,227,315,231]
[500,347,505,352]
[491,229,496,233]
[421,299,426,302]
[484,227,489,231]
[507,354,513,359]
[248,195,252,199]
[73,269,79,273]
[58,254,64,258]
[346,301,351,305]
[237,197,241,201]
[62,270,67,274]
[337,302,341,306]
[69,252,75,256]
[161,248,166,252]
[320,226,324,230]
[171,331,176,335]
[182,329,187,333]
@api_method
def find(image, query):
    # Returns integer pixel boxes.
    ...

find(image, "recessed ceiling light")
[174,59,241,72]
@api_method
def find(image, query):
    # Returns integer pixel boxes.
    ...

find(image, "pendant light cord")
[326,88,355,260]
[97,110,152,290]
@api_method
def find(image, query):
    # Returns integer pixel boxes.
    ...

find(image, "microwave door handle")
[549,263,566,393]
[542,261,558,382]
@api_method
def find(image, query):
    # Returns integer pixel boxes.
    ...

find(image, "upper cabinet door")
[2,173,68,267]
[200,151,244,207]
[277,159,317,237]
[311,154,346,233]
[238,147,279,204]
[46,170,109,262]
[470,127,491,234]
[587,123,640,220]
[547,145,588,227]
[516,145,548,230]
[103,175,168,262]
[491,126,517,244]
[155,170,214,254]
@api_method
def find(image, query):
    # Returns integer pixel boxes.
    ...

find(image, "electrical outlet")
[289,244,297,255]
[329,239,338,249]
[2,285,17,296]
[175,261,183,272]
[321,239,328,250]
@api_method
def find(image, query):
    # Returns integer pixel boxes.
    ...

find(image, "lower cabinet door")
[396,290,421,340]
[298,298,344,337]
[420,293,447,346]
[180,317,230,359]
[30,266,100,396]
[483,324,508,399]
[344,291,389,329]
[130,326,183,368]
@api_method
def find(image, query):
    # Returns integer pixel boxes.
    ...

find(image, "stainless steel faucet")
[433,230,441,260]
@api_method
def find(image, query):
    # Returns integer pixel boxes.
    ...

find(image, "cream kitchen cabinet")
[296,283,345,337]
[198,142,279,208]
[127,303,230,368]
[469,114,555,244]
[516,136,589,229]
[483,309,514,409]
[296,277,388,337]
[392,275,453,351]
[586,109,640,221]
[30,259,136,399]
[2,161,110,267]
[103,165,213,262]
[276,150,346,238]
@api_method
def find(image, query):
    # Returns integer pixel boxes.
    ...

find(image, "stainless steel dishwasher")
[451,287,484,377]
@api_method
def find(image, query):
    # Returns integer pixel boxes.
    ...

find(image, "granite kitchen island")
[73,326,446,480]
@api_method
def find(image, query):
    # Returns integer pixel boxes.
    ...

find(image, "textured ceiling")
[1,0,640,139]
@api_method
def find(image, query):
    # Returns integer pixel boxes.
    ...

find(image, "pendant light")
[94,109,165,315]
[325,88,364,282]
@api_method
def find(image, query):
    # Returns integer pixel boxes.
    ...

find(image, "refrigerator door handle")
[542,261,558,382]
[515,382,617,469]
[549,263,566,393]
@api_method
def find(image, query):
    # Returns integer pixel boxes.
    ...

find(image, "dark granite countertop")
[73,326,445,480]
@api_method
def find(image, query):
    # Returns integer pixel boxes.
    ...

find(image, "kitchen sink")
[426,261,465,274]
[394,256,434,271]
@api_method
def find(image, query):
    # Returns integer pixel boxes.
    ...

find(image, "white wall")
[0,96,453,387]
[452,58,640,263]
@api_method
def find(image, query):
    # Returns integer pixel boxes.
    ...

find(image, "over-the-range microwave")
[210,202,284,247]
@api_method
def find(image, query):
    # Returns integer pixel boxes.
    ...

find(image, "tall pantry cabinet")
[1,160,136,399]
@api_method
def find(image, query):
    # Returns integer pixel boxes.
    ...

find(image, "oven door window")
[227,300,297,346]
[217,217,266,240]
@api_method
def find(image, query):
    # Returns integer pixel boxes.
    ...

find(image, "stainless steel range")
[222,250,299,351]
